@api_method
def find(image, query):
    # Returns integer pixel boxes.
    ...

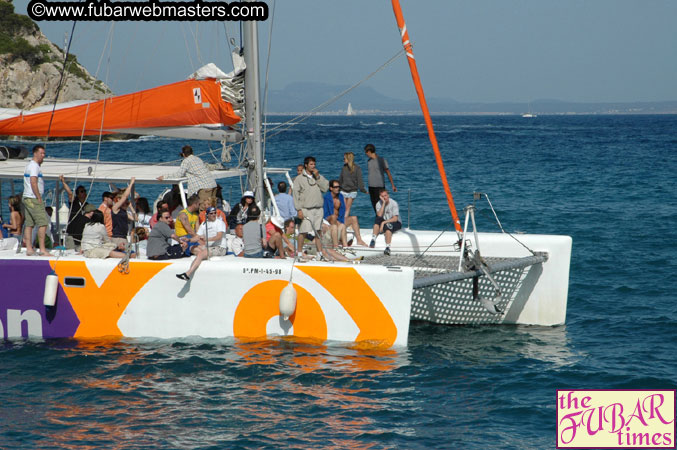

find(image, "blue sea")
[1,114,676,449]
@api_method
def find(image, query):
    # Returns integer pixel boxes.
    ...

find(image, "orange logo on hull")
[233,267,397,347]
[234,280,328,340]
[51,260,169,337]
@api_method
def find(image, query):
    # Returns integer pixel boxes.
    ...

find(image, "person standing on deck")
[22,145,51,256]
[293,156,329,257]
[157,145,217,205]
[364,144,396,212]
[59,176,91,247]
[338,152,366,220]
[275,181,296,221]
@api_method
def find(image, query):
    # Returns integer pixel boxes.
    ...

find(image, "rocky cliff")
[0,0,111,110]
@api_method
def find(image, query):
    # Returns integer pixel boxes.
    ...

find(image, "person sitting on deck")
[264,215,285,259]
[174,194,201,252]
[147,210,189,260]
[323,179,347,249]
[149,200,171,229]
[242,205,265,258]
[227,191,255,229]
[81,209,130,259]
[369,188,402,256]
[175,205,226,281]
[281,218,297,258]
[198,198,227,225]
[228,222,245,257]
[3,195,24,239]
[197,207,228,257]
[135,197,152,232]
[323,180,368,247]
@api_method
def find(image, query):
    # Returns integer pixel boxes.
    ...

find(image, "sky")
[12,0,677,103]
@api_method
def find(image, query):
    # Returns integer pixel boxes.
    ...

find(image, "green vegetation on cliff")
[0,1,92,81]
[0,2,51,67]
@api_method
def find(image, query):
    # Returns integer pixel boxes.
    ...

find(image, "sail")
[0,78,241,140]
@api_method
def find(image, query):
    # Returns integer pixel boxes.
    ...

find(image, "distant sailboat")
[522,102,537,118]
[346,102,355,116]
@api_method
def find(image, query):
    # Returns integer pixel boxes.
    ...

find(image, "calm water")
[2,115,676,449]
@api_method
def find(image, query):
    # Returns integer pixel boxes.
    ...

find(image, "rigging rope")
[45,20,77,140]
[263,48,405,141]
[261,0,276,162]
[474,193,537,256]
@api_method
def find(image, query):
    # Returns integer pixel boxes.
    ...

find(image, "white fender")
[58,203,69,224]
[43,273,59,307]
[279,282,297,321]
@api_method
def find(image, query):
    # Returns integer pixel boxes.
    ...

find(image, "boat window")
[64,277,86,287]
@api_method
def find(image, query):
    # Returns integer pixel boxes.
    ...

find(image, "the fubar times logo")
[557,390,676,448]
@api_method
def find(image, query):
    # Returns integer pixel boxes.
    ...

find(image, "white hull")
[350,229,571,326]
[0,229,570,345]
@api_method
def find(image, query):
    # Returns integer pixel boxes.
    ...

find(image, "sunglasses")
[331,185,340,189]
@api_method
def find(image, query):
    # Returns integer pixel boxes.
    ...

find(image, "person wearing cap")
[157,145,217,205]
[98,191,115,237]
[227,191,255,229]
[196,206,228,257]
[198,198,227,225]
[264,215,285,259]
[293,155,329,256]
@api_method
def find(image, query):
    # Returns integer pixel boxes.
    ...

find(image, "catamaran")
[0,1,571,345]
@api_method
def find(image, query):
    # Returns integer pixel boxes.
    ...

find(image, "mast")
[390,0,462,233]
[242,15,265,205]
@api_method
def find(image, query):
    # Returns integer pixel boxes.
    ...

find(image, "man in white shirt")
[369,189,402,256]
[23,145,51,256]
[197,207,228,256]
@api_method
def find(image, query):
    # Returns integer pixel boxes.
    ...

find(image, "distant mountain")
[266,81,677,115]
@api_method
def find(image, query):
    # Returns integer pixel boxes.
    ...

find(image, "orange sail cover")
[0,79,240,137]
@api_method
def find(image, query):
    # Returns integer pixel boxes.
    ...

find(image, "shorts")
[244,251,263,258]
[340,190,357,199]
[299,207,323,235]
[207,246,227,256]
[185,241,199,256]
[150,244,186,260]
[198,188,217,205]
[374,216,402,234]
[83,243,117,259]
[111,237,127,247]
[23,198,49,228]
